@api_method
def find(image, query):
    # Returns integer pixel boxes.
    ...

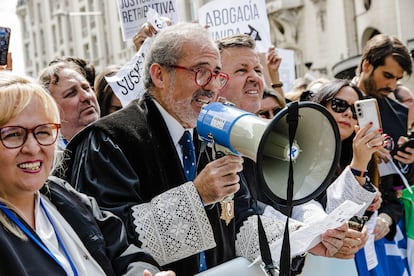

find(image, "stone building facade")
[16,0,414,89]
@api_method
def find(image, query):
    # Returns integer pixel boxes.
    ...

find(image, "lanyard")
[0,199,78,276]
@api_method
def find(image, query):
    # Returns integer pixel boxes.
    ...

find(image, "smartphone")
[391,138,414,155]
[0,27,11,66]
[354,98,382,135]
[348,215,368,231]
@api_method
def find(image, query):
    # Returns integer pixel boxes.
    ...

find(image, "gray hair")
[216,34,256,52]
[38,61,86,92]
[143,22,217,89]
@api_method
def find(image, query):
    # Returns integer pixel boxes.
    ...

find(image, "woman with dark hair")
[300,78,385,275]
[312,79,381,188]
[311,79,383,210]
[94,65,122,117]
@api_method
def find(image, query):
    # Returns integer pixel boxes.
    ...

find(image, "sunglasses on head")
[330,98,357,119]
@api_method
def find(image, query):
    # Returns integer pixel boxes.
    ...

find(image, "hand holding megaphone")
[193,154,243,206]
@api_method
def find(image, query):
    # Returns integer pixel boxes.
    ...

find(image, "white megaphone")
[197,101,340,206]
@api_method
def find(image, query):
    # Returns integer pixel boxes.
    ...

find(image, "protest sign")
[116,0,179,41]
[276,48,296,93]
[106,9,168,107]
[198,0,271,53]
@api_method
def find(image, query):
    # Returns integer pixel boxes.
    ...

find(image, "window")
[364,0,371,10]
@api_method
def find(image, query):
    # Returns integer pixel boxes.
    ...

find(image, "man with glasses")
[55,22,246,275]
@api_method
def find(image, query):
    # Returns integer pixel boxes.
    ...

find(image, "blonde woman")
[0,71,173,276]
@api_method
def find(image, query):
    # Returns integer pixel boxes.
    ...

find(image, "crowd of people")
[0,19,413,276]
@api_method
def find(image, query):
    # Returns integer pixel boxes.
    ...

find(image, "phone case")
[354,98,382,134]
[0,27,11,66]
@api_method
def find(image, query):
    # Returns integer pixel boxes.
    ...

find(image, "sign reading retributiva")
[117,0,179,41]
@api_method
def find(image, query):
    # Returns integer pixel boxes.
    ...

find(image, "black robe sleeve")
[65,129,144,244]
[43,176,161,275]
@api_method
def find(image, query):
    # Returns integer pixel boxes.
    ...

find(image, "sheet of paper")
[252,200,366,266]
[362,212,378,270]
[378,159,412,193]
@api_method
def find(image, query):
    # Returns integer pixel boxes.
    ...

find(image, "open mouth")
[18,161,41,171]
[245,89,259,95]
[195,98,210,105]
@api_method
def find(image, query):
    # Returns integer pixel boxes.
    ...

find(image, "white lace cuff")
[235,215,301,263]
[131,181,216,266]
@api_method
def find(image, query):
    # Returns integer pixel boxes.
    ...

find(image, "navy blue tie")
[179,130,196,182]
[179,131,207,272]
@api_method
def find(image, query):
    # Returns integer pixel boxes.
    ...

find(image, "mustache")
[193,89,215,104]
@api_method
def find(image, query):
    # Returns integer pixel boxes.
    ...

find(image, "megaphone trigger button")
[215,151,225,159]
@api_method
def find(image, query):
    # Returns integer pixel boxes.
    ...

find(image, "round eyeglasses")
[0,123,61,149]
[169,65,229,89]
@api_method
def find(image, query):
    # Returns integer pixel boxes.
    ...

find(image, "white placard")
[105,10,169,107]
[276,48,296,93]
[253,200,366,266]
[198,0,271,53]
[116,0,179,41]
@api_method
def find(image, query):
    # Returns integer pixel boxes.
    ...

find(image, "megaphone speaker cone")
[257,102,340,206]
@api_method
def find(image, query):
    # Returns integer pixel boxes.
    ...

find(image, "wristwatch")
[350,167,368,177]
[271,82,283,88]
[361,177,376,192]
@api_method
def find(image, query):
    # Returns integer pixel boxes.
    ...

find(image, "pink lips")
[18,161,42,173]
[338,121,351,128]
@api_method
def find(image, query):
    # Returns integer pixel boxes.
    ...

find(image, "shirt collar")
[152,99,193,146]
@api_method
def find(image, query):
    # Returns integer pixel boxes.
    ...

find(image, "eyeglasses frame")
[0,123,61,149]
[168,64,229,88]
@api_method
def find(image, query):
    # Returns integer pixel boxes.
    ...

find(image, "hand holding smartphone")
[354,98,382,136]
[348,216,368,232]
[348,215,368,231]
[391,138,414,155]
[0,27,11,66]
